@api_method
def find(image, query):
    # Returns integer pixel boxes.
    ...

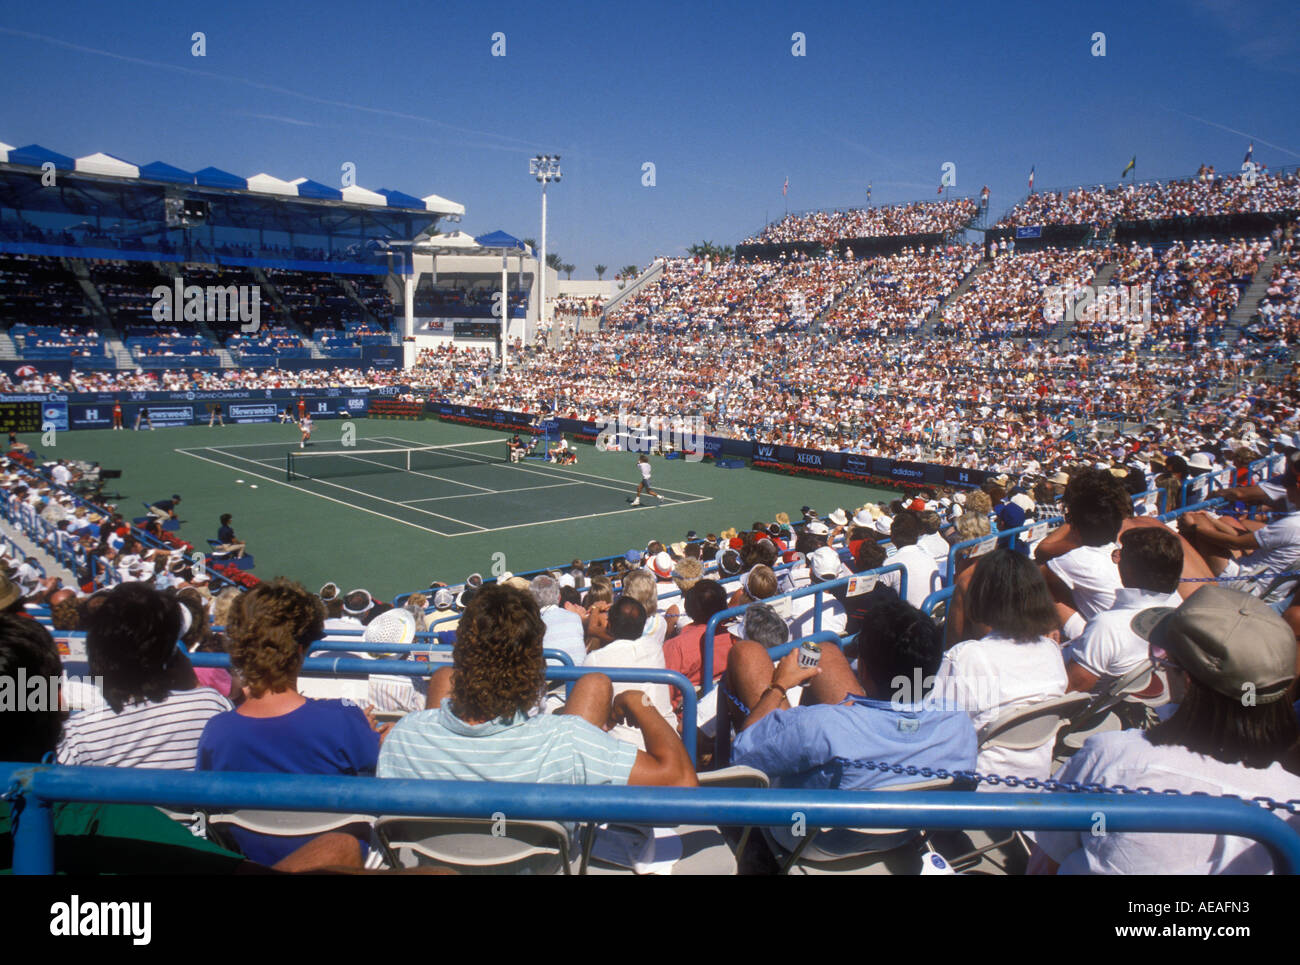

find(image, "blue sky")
[0,0,1295,274]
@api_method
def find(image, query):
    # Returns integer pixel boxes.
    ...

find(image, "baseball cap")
[808,546,842,580]
[1131,586,1295,704]
[624,549,641,564]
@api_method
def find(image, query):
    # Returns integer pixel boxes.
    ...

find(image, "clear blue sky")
[0,0,1295,274]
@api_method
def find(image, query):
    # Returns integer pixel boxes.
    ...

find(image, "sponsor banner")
[142,406,195,425]
[1015,225,1043,239]
[40,401,68,432]
[943,465,987,488]
[228,403,280,422]
[68,403,115,429]
[843,453,870,475]
[413,317,457,335]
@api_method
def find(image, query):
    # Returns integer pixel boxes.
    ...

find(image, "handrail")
[699,563,907,695]
[5,763,1299,875]
[944,518,1062,587]
[183,655,692,765]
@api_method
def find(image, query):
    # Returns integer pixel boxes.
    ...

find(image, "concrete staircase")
[1229,250,1283,337]
[0,331,19,360]
[601,260,665,318]
[922,259,989,334]
[337,277,381,326]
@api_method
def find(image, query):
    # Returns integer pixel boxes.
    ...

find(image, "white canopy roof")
[422,193,466,216]
[246,172,298,196]
[74,152,140,178]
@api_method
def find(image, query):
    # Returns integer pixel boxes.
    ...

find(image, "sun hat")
[1131,586,1295,704]
[651,552,673,579]
[362,607,417,657]
[828,508,848,526]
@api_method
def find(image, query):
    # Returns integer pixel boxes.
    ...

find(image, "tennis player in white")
[299,413,313,449]
[629,454,661,506]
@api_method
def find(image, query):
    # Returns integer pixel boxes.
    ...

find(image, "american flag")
[1028,165,1035,192]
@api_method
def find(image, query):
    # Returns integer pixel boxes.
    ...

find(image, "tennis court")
[175,433,714,537]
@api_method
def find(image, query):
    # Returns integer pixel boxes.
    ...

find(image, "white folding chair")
[375,816,576,875]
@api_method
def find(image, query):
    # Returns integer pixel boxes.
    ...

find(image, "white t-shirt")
[1233,511,1300,593]
[638,461,652,481]
[1066,587,1183,680]
[51,464,71,487]
[892,544,940,608]
[1037,729,1300,874]
[1048,542,1122,624]
[934,633,1068,783]
[787,589,846,641]
[583,635,675,748]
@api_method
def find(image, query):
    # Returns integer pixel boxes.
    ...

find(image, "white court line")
[174,448,460,537]
[373,435,710,501]
[400,480,583,504]
[177,447,487,534]
[445,495,715,537]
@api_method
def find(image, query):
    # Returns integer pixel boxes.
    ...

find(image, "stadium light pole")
[530,154,562,349]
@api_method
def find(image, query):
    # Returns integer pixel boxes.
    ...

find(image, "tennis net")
[286,439,506,481]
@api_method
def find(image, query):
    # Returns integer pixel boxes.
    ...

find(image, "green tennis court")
[176,434,714,537]
[34,417,901,598]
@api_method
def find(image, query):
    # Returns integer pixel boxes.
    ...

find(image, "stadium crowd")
[744,198,979,244]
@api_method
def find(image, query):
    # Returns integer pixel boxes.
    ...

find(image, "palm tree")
[562,263,575,280]
[523,238,537,251]
[594,264,607,280]
[546,253,563,272]
[620,264,640,279]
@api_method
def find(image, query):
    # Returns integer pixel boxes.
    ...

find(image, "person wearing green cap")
[1031,586,1300,875]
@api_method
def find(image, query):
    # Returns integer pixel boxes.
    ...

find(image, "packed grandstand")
[3,146,1300,878]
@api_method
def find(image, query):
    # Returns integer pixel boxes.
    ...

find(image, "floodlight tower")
[529,154,562,339]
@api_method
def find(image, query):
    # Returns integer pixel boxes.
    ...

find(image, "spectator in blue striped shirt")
[378,584,696,788]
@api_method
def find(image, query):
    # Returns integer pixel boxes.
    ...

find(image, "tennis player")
[629,453,661,506]
[299,413,313,449]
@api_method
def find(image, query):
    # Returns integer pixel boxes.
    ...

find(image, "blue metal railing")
[5,763,1299,875]
[699,563,907,695]
[184,654,695,765]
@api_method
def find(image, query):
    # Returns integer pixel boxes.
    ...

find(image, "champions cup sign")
[152,277,261,332]
[595,414,706,462]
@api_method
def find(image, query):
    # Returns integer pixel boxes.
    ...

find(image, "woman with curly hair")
[58,582,232,769]
[196,577,380,866]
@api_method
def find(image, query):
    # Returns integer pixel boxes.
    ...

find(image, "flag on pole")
[866,182,872,202]
[937,182,944,195]
[1028,166,1035,192]
[1244,142,1254,164]
[1121,156,1136,179]
[782,177,788,197]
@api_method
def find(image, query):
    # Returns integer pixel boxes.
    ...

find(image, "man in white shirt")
[1181,451,1300,603]
[788,546,847,641]
[1033,587,1300,875]
[889,511,940,608]
[1065,527,1183,692]
[1039,468,1130,637]
[583,597,676,746]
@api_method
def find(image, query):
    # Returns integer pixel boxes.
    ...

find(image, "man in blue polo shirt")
[728,597,976,790]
